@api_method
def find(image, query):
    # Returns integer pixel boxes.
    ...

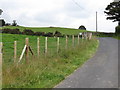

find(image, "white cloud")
[0,0,117,32]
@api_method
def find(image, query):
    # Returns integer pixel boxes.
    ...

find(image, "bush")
[0,29,2,33]
[115,26,120,35]
[54,31,62,37]
[34,32,45,36]
[44,32,54,37]
[2,28,21,34]
[11,29,21,34]
[78,25,86,30]
[5,23,11,26]
[2,28,10,33]
[22,29,34,35]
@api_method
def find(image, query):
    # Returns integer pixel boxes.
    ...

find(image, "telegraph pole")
[96,11,98,32]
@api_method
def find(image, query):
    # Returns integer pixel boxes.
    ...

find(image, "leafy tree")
[0,9,3,15]
[104,1,120,26]
[78,25,86,30]
[12,20,17,26]
[0,19,5,26]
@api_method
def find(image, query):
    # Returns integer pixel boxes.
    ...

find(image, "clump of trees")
[104,1,120,34]
[0,9,18,27]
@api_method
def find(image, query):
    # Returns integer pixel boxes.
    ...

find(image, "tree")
[78,25,86,30]
[104,1,120,26]
[0,19,5,26]
[12,20,17,26]
[0,9,3,15]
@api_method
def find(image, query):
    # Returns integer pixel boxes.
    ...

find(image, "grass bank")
[2,33,99,88]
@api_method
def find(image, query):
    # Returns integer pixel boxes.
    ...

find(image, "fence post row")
[14,41,17,63]
[3,33,93,64]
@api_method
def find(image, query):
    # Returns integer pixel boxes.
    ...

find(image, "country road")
[55,37,118,88]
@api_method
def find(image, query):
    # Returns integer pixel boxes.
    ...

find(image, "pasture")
[1,27,99,88]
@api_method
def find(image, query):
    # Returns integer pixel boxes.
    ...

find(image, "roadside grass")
[114,35,120,40]
[2,26,87,35]
[97,33,120,40]
[2,33,99,88]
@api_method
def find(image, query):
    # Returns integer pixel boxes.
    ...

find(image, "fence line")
[2,32,93,64]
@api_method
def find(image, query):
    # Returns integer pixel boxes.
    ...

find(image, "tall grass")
[2,34,99,88]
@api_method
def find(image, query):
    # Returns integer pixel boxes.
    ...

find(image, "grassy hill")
[1,26,87,35]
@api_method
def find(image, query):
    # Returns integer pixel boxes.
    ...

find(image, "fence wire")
[2,36,83,65]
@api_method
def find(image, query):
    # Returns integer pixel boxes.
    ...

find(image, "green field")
[1,26,88,35]
[2,33,78,64]
[2,27,99,88]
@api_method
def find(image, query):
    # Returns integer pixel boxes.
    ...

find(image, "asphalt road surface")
[55,37,118,88]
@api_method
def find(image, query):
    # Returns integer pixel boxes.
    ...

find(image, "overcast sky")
[0,0,118,32]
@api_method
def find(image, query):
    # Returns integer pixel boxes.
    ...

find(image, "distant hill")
[1,26,88,35]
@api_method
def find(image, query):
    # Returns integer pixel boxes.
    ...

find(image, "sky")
[0,0,118,32]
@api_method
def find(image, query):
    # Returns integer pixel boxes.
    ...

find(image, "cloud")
[0,0,117,32]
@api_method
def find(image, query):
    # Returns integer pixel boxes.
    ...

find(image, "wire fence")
[0,33,93,65]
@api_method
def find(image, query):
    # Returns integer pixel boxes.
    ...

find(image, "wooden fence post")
[57,37,60,53]
[0,42,2,90]
[65,35,68,49]
[0,42,2,65]
[86,32,88,40]
[14,41,17,63]
[82,33,84,39]
[37,37,40,57]
[0,42,2,54]
[25,38,29,64]
[78,35,80,45]
[45,37,48,57]
[72,35,74,48]
[89,33,92,40]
